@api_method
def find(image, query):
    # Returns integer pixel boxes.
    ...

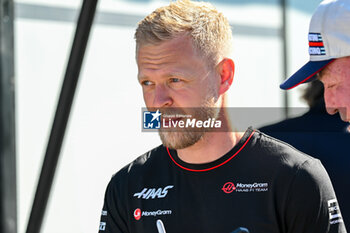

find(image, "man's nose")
[324,89,338,115]
[153,84,173,108]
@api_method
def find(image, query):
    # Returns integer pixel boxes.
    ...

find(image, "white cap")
[280,0,350,90]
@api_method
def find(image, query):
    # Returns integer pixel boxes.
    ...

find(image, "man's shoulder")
[253,130,333,197]
[110,144,166,183]
[253,129,320,168]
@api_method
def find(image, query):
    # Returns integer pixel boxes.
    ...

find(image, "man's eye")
[141,80,153,86]
[170,78,181,83]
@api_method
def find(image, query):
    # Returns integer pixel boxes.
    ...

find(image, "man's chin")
[163,143,192,150]
[159,131,203,150]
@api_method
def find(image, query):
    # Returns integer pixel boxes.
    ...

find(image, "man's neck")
[176,131,244,164]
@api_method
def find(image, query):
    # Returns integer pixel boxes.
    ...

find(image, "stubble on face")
[158,88,220,150]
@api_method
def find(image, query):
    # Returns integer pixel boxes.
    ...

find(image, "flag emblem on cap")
[308,33,326,55]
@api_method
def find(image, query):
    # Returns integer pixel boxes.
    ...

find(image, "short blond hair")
[135,0,233,67]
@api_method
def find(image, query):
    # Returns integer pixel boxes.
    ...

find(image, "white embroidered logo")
[134,185,174,199]
[328,199,343,225]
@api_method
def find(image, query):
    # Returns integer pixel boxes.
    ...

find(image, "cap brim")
[280,59,334,90]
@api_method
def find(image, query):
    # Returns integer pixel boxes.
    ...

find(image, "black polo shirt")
[99,128,346,233]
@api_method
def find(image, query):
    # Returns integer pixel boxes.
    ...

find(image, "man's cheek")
[143,93,152,106]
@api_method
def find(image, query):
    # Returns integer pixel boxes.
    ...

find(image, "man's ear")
[218,58,235,95]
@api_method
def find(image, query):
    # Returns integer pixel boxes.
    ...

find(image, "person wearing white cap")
[280,0,350,122]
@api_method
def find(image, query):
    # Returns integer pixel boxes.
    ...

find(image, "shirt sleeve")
[285,159,347,233]
[98,177,129,233]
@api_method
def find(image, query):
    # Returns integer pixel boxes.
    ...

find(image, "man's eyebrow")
[138,75,147,81]
[138,73,189,81]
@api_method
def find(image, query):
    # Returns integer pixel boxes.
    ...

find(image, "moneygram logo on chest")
[222,181,269,193]
[133,185,174,199]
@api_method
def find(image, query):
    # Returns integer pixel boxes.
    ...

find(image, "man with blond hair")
[98,1,346,232]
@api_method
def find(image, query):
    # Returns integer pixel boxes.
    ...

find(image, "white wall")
[14,0,316,232]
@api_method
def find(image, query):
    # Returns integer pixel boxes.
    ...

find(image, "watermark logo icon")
[143,110,161,129]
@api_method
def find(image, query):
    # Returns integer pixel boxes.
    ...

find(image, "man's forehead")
[139,34,192,52]
[317,57,350,83]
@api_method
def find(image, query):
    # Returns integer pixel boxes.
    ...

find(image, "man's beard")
[158,96,220,150]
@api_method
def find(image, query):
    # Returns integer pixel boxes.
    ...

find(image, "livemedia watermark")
[141,107,349,133]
